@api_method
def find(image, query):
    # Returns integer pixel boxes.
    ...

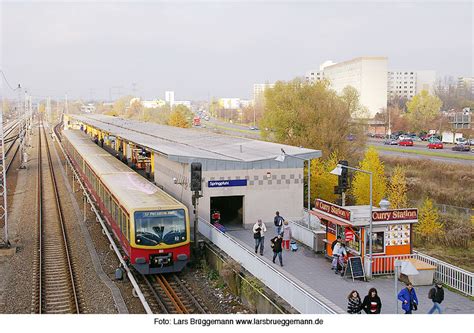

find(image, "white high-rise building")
[322,57,388,118]
[165,91,175,105]
[253,83,275,105]
[387,70,436,100]
[305,60,335,84]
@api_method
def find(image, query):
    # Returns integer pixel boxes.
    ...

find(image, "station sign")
[314,199,351,221]
[372,209,418,222]
[208,179,247,188]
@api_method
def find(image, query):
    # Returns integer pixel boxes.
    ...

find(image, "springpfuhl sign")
[208,179,248,188]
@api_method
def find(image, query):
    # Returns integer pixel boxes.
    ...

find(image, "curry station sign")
[314,199,418,223]
[315,199,351,221]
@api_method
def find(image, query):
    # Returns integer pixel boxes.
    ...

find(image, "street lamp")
[275,148,311,226]
[330,163,374,279]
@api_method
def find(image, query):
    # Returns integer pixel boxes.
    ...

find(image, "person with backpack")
[282,220,292,250]
[252,219,266,255]
[270,233,284,266]
[398,282,419,314]
[362,288,382,314]
[347,290,362,314]
[274,211,284,235]
[428,280,444,314]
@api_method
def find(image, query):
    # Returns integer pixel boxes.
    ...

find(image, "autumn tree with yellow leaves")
[387,165,408,209]
[351,147,386,206]
[415,198,443,243]
[310,151,341,203]
[168,105,192,128]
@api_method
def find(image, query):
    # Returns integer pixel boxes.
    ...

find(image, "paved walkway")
[228,227,474,314]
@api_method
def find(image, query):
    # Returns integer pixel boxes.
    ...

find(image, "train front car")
[130,207,190,274]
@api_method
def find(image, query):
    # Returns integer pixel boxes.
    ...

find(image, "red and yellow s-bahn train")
[62,129,190,274]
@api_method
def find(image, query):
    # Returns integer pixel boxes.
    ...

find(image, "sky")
[1,0,473,101]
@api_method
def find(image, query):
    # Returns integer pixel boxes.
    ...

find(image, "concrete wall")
[153,154,305,228]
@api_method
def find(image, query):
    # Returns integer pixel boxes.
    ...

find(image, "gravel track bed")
[1,123,252,314]
[1,123,119,313]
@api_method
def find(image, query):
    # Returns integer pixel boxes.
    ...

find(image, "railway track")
[31,119,81,314]
[141,273,207,314]
[2,119,24,173]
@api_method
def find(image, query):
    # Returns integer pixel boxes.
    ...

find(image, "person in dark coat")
[347,290,362,314]
[270,234,284,266]
[398,282,419,314]
[273,211,284,235]
[362,288,382,314]
[428,280,444,314]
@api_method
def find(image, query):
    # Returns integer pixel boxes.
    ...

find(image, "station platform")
[228,226,474,314]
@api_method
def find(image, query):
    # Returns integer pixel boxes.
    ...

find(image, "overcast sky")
[1,1,473,101]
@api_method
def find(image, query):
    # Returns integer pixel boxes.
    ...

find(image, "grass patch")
[371,145,474,161]
[415,245,474,272]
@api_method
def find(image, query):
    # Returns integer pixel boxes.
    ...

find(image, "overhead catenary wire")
[0,70,20,91]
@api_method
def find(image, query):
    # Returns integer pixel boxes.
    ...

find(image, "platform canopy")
[70,114,321,170]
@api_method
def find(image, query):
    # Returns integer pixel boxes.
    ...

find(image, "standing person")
[362,288,382,314]
[270,233,284,266]
[282,220,292,250]
[398,282,419,314]
[331,236,342,252]
[428,280,444,314]
[274,211,284,235]
[331,240,341,270]
[347,290,362,314]
[334,243,347,275]
[252,219,266,255]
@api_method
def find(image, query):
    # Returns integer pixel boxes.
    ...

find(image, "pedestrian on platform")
[428,280,444,314]
[331,240,342,270]
[398,282,418,314]
[334,243,347,275]
[274,211,284,235]
[331,236,342,252]
[282,220,292,250]
[362,288,382,314]
[270,233,284,266]
[252,219,266,255]
[347,290,362,314]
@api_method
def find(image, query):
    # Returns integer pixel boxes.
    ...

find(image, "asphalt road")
[368,138,473,157]
[193,117,473,165]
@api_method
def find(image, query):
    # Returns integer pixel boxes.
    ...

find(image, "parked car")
[455,137,467,145]
[410,135,421,141]
[427,140,443,149]
[428,136,442,143]
[384,138,398,145]
[398,139,414,146]
[452,144,470,152]
[398,135,412,141]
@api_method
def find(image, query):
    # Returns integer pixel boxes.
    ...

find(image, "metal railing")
[368,252,474,296]
[198,218,343,314]
[413,251,474,297]
[370,254,415,276]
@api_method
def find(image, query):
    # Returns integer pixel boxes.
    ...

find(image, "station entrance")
[210,196,244,229]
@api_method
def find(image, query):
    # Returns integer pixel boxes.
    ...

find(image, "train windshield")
[134,209,187,246]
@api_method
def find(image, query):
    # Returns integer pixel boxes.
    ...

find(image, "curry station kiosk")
[311,199,419,277]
